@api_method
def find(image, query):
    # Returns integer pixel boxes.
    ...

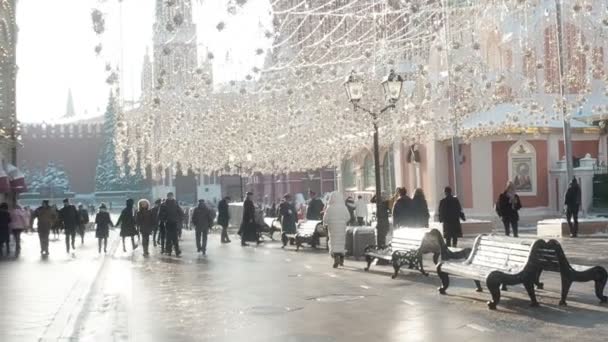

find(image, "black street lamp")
[344,69,404,246]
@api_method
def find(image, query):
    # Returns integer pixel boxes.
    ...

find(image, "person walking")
[159,193,183,256]
[323,192,350,268]
[116,199,138,253]
[95,203,113,254]
[0,203,11,256]
[77,204,90,245]
[354,195,368,226]
[565,177,582,238]
[59,199,79,253]
[136,199,155,256]
[192,199,214,255]
[217,196,231,243]
[438,186,465,247]
[306,191,325,221]
[151,199,161,247]
[9,205,30,257]
[411,188,430,228]
[279,194,297,246]
[239,192,259,246]
[392,188,412,228]
[496,181,522,237]
[34,200,57,256]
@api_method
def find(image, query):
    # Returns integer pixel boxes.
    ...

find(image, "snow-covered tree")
[24,162,71,194]
[95,92,122,191]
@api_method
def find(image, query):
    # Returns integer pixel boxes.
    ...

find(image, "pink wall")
[558,140,599,159]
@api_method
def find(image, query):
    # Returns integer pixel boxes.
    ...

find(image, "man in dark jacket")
[565,177,582,237]
[150,199,161,247]
[496,181,522,237]
[217,196,231,243]
[392,188,412,228]
[159,193,183,256]
[438,187,465,247]
[192,200,214,254]
[77,204,90,245]
[306,191,325,220]
[240,192,259,246]
[59,198,79,253]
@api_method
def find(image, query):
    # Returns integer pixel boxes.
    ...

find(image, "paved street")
[2,229,608,342]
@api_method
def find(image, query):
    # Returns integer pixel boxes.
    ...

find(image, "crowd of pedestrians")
[0,177,583,260]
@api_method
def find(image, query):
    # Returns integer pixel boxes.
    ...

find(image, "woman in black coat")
[438,187,465,247]
[411,188,430,228]
[239,192,260,246]
[95,203,113,253]
[116,198,138,252]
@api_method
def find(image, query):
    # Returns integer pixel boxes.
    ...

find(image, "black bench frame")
[535,240,608,306]
[437,235,549,310]
[364,229,471,278]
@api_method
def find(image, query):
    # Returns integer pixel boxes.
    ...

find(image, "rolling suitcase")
[351,226,376,260]
[345,227,355,256]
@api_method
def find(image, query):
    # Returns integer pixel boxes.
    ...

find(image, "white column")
[471,139,492,214]
[547,135,560,212]
[393,142,404,188]
[425,140,449,213]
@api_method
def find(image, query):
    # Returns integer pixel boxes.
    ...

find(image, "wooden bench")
[436,235,547,310]
[282,220,327,250]
[364,228,471,278]
[533,240,607,306]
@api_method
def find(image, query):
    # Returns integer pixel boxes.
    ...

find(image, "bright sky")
[16,0,272,123]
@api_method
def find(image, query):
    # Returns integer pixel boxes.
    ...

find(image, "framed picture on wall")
[508,141,537,196]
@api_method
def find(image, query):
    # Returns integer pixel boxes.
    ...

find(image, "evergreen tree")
[95,92,122,191]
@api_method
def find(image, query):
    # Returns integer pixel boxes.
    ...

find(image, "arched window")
[382,150,395,194]
[544,23,586,93]
[364,154,375,189]
[508,141,537,196]
[341,159,355,190]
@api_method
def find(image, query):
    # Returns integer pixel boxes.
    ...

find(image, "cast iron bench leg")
[593,267,608,304]
[559,276,573,306]
[437,269,449,294]
[524,281,540,307]
[486,276,501,310]
[364,255,374,271]
[391,258,401,279]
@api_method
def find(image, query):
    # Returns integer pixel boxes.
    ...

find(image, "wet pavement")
[1,230,608,341]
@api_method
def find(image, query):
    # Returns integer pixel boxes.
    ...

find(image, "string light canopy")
[86,0,608,177]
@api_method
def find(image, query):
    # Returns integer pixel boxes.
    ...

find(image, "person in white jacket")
[354,195,368,226]
[323,192,351,268]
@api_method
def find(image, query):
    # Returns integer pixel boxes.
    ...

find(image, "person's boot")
[339,254,345,266]
[332,255,339,268]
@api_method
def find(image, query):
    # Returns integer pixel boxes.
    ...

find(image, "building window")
[363,154,375,190]
[508,140,537,196]
[341,159,355,189]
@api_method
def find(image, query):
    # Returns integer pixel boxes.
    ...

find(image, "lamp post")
[344,69,404,246]
[229,151,253,201]
[554,0,574,181]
